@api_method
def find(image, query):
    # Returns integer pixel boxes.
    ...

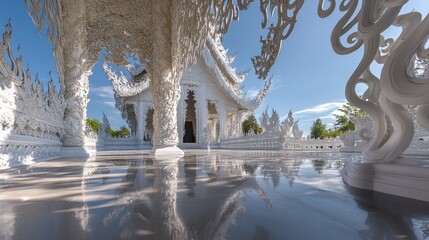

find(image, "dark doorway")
[183,90,197,143]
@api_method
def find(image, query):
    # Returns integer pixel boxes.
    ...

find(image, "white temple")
[0,0,428,202]
[103,36,271,148]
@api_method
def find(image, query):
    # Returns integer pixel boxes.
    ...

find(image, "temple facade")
[103,36,271,148]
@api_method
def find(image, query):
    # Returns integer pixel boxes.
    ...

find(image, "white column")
[218,101,226,141]
[135,102,146,145]
[197,94,208,145]
[212,118,218,143]
[60,0,95,157]
[177,89,186,144]
[149,0,183,156]
[236,111,244,137]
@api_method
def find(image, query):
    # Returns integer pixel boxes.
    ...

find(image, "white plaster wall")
[124,56,249,147]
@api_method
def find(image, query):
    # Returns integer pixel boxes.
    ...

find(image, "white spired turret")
[103,35,271,148]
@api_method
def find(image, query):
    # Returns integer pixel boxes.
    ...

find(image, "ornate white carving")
[202,47,272,111]
[0,21,65,167]
[26,0,304,150]
[221,134,342,150]
[339,115,373,151]
[340,108,429,155]
[0,144,61,169]
[25,0,65,83]
[206,36,247,84]
[319,0,429,162]
[222,108,310,149]
[103,63,149,97]
[258,108,303,139]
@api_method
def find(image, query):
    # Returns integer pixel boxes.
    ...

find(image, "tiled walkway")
[1,150,428,240]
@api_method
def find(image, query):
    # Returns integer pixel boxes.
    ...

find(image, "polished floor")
[1,150,429,240]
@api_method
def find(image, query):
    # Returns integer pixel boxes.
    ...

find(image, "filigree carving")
[259,107,302,139]
[103,63,149,97]
[0,145,61,169]
[206,36,247,84]
[25,0,64,83]
[25,0,304,148]
[202,47,271,111]
[319,0,428,162]
[0,21,65,166]
[252,0,304,79]
[0,21,65,140]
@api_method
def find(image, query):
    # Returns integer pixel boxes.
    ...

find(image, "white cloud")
[90,86,114,99]
[269,75,284,91]
[245,74,283,99]
[319,109,345,120]
[246,88,260,98]
[294,101,346,116]
[96,101,116,108]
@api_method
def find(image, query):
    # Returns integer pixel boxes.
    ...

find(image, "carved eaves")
[103,63,149,97]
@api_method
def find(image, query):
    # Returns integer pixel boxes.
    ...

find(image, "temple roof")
[103,36,271,114]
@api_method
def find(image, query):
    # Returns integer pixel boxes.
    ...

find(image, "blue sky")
[1,1,428,136]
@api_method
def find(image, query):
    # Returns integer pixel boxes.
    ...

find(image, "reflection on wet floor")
[1,150,429,240]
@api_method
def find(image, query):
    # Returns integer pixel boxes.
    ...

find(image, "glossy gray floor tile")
[1,150,429,240]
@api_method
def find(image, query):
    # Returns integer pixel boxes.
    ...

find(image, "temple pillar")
[196,98,209,146]
[194,87,206,145]
[211,118,218,143]
[60,0,94,157]
[177,88,186,144]
[149,0,183,156]
[218,102,226,141]
[135,102,146,145]
[236,111,244,137]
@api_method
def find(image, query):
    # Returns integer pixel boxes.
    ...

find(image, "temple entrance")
[144,107,154,142]
[183,90,197,143]
[208,101,220,143]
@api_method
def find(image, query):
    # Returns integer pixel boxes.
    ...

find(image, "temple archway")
[183,91,197,143]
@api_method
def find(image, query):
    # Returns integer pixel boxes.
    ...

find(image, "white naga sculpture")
[318,1,429,163]
[103,35,271,148]
[317,1,429,201]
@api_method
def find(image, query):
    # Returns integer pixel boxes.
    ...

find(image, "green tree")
[118,125,130,137]
[242,114,263,135]
[107,125,131,138]
[310,118,328,139]
[312,159,328,174]
[86,118,101,133]
[332,102,367,135]
[325,128,341,138]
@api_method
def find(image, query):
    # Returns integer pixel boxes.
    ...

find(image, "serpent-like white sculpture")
[318,0,429,200]
[319,0,428,163]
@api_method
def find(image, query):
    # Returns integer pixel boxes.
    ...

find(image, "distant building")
[104,36,271,148]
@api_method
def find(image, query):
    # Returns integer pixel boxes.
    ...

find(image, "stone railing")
[220,134,342,151]
[292,138,343,150]
[97,136,148,150]
[339,115,429,155]
[0,22,66,168]
[220,135,285,149]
